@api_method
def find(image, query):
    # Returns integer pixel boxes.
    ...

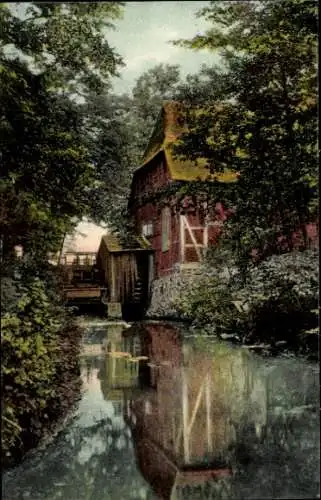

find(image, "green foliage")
[172,0,318,264]
[76,92,135,230]
[118,63,182,168]
[1,266,82,468]
[132,63,181,128]
[0,1,126,251]
[1,278,62,459]
[0,1,125,468]
[0,58,95,259]
[91,63,183,231]
[1,2,124,97]
[174,273,240,335]
[175,249,319,349]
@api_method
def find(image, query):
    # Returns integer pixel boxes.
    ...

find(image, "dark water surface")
[2,320,320,499]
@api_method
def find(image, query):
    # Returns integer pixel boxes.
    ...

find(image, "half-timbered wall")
[133,195,228,278]
[131,150,232,278]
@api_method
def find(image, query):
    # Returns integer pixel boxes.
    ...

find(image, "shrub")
[174,249,319,347]
[234,249,319,343]
[1,275,81,467]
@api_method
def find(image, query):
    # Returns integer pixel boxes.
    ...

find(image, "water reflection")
[2,321,319,500]
[2,324,156,500]
[117,323,267,499]
[102,322,319,500]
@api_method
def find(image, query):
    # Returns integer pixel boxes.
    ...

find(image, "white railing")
[59,252,97,266]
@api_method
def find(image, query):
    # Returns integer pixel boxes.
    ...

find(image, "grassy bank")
[1,265,83,469]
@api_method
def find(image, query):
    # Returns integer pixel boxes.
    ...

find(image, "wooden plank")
[182,368,190,464]
[110,254,117,301]
[65,289,101,299]
[205,372,213,452]
[207,220,223,227]
[180,215,185,263]
[182,216,202,260]
[203,223,209,248]
[81,344,103,355]
[187,379,205,437]
[148,253,154,293]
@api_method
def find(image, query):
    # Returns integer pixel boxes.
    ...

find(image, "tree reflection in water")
[2,347,156,500]
[2,321,319,500]
[119,323,319,500]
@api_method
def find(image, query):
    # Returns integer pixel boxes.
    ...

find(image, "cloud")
[107,1,214,94]
[125,45,179,70]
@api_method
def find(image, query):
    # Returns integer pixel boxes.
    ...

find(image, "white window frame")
[142,222,153,237]
[161,207,171,252]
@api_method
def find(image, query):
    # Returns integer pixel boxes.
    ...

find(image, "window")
[142,222,153,237]
[161,207,171,252]
[14,245,23,258]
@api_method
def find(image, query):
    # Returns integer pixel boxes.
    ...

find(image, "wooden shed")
[96,233,154,319]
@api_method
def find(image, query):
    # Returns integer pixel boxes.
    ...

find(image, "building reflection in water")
[97,322,268,499]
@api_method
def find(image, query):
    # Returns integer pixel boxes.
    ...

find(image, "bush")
[174,274,239,334]
[1,276,81,467]
[174,249,319,347]
[234,249,319,343]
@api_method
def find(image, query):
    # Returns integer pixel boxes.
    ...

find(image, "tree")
[77,91,134,231]
[0,58,95,262]
[0,2,128,252]
[116,63,182,165]
[132,63,181,124]
[173,0,318,265]
[0,2,124,98]
[0,3,130,466]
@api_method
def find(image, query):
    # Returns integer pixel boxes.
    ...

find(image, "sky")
[108,1,218,95]
[69,1,220,251]
[62,220,108,253]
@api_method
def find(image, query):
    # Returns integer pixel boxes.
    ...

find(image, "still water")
[2,320,320,499]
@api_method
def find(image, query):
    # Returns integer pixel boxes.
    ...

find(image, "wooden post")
[183,215,202,260]
[203,219,209,251]
[108,254,122,318]
[148,253,154,295]
[187,379,205,437]
[110,254,116,302]
[205,372,213,453]
[180,215,185,264]
[182,368,190,464]
[112,356,116,382]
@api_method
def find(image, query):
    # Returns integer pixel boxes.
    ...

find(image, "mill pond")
[3,319,320,500]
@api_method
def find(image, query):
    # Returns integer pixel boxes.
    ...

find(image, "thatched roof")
[135,101,238,183]
[100,233,152,253]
